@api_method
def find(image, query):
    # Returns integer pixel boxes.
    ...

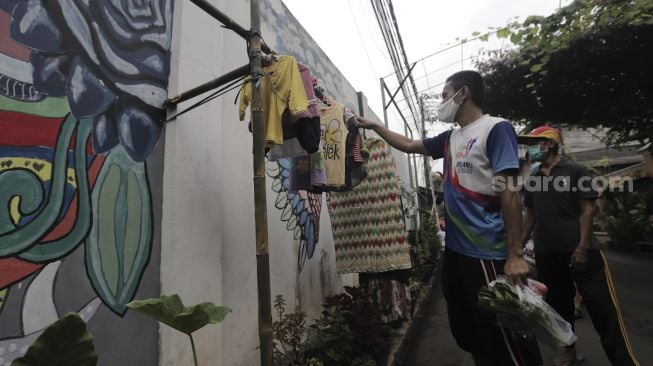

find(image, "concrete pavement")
[406,249,653,366]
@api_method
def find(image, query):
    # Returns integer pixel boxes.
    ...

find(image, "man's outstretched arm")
[356,117,429,155]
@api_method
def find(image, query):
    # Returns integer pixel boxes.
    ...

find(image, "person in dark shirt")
[520,126,640,366]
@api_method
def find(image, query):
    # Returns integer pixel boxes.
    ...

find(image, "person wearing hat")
[357,70,542,366]
[520,126,639,366]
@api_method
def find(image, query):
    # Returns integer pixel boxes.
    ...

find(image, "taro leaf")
[11,312,98,366]
[126,294,231,334]
[86,146,153,315]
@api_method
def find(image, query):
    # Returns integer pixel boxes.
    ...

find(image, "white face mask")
[437,89,463,123]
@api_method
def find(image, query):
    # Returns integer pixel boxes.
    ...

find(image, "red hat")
[518,126,562,144]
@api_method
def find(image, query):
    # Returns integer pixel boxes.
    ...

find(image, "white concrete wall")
[160,0,232,364]
[160,1,387,365]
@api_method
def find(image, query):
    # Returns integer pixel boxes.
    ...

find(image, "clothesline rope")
[165,76,249,122]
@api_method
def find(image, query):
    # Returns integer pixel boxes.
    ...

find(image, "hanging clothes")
[328,138,412,274]
[359,270,412,322]
[267,63,321,160]
[320,102,348,187]
[268,109,312,161]
[288,145,327,193]
[331,117,369,192]
[239,55,308,147]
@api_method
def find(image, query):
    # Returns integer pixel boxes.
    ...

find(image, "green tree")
[478,0,653,144]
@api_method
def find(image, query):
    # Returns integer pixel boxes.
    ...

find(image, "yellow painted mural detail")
[1,158,78,224]
[10,196,20,225]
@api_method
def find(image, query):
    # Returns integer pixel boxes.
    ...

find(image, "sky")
[281,0,569,178]
[282,0,569,137]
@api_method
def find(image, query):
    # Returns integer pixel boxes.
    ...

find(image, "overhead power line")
[370,0,422,133]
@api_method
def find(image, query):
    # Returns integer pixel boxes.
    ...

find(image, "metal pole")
[381,78,389,128]
[166,64,250,105]
[189,0,271,53]
[249,0,272,365]
[404,125,415,189]
[384,62,418,110]
[420,99,430,189]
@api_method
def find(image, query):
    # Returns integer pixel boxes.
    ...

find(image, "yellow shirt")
[239,55,308,147]
[320,102,348,186]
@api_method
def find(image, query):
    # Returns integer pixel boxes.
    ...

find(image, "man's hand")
[504,255,529,285]
[355,116,379,130]
[570,246,588,270]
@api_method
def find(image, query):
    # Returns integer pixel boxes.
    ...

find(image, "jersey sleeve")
[487,121,520,175]
[422,130,451,159]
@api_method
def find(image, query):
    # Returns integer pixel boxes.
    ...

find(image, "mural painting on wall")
[0,0,172,361]
[267,159,322,271]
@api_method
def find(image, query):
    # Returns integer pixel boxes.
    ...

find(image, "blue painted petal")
[0,0,19,13]
[92,112,119,155]
[10,0,63,53]
[31,53,68,97]
[67,58,116,118]
[117,106,162,162]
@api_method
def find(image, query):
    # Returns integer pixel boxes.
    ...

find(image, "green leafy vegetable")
[478,279,576,348]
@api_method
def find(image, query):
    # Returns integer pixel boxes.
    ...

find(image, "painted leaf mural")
[86,146,153,315]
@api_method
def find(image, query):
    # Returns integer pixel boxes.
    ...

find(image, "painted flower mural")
[0,1,173,362]
[7,0,173,161]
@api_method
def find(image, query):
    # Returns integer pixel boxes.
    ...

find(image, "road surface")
[407,249,653,365]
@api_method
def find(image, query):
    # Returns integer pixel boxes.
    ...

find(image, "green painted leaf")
[126,295,231,334]
[0,115,77,256]
[11,313,98,366]
[19,119,94,262]
[86,146,153,315]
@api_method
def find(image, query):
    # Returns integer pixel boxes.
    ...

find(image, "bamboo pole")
[249,0,273,365]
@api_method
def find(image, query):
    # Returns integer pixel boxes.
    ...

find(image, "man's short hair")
[446,70,485,108]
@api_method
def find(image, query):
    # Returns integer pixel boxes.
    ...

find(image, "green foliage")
[308,287,390,366]
[477,0,653,144]
[599,191,652,250]
[12,313,98,366]
[126,294,230,366]
[126,294,231,334]
[272,295,310,366]
[411,212,441,286]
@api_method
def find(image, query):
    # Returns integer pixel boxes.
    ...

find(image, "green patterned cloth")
[328,138,411,274]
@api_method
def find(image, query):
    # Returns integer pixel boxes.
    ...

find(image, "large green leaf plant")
[11,313,98,366]
[127,294,231,366]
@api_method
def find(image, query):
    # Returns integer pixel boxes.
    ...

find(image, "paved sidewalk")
[407,250,653,366]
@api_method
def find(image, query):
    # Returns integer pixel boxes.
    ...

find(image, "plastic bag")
[478,276,577,349]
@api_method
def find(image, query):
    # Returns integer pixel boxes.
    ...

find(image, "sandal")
[554,355,585,366]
